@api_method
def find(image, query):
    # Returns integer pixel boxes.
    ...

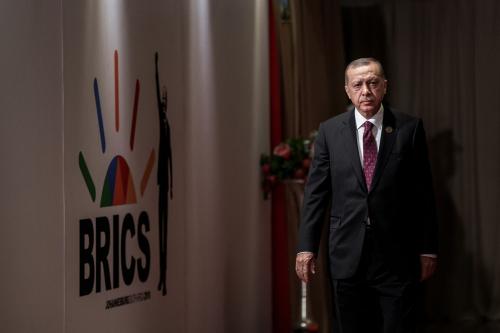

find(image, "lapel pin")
[385,126,393,134]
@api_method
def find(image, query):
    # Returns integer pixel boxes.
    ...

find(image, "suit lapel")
[341,110,367,192]
[370,107,398,192]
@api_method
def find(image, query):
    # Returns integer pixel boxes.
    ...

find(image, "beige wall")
[0,0,270,332]
[184,1,271,332]
[0,0,64,332]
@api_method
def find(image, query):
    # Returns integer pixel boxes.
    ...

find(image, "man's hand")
[420,255,437,281]
[295,252,316,283]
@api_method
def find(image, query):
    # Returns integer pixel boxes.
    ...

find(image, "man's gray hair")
[345,57,385,83]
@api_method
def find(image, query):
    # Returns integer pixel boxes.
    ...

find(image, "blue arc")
[93,78,106,153]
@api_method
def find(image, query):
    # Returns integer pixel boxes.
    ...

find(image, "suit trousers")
[331,226,419,333]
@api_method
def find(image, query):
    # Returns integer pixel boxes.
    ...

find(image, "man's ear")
[344,85,350,99]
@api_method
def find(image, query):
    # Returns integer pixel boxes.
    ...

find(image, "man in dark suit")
[296,58,438,333]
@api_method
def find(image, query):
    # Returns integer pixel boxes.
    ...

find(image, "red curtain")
[269,1,291,332]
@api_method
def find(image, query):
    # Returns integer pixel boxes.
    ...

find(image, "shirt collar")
[354,104,384,130]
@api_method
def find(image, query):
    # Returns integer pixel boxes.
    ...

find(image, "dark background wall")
[340,1,500,332]
[277,0,500,332]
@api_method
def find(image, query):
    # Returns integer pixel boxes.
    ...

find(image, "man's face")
[344,63,387,117]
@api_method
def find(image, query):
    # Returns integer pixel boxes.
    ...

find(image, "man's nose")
[361,83,371,95]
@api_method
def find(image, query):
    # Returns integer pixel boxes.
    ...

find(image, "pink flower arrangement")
[260,131,318,199]
[273,143,292,160]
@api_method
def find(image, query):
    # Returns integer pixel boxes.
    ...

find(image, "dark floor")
[423,321,500,333]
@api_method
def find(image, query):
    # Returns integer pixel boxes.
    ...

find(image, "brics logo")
[78,50,158,298]
[78,50,156,207]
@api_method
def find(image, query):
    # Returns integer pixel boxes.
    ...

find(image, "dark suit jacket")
[298,106,438,280]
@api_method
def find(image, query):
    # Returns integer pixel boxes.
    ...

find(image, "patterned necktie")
[363,121,377,190]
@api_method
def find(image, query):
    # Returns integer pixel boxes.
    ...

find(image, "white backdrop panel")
[63,1,185,332]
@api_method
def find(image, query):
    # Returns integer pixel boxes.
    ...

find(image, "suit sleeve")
[412,119,438,255]
[297,123,331,255]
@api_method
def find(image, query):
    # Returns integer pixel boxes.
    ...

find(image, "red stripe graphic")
[130,80,140,151]
[114,50,120,132]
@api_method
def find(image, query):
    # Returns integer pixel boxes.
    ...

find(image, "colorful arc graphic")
[79,50,155,207]
[101,155,136,207]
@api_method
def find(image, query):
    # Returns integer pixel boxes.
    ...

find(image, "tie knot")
[364,121,374,132]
